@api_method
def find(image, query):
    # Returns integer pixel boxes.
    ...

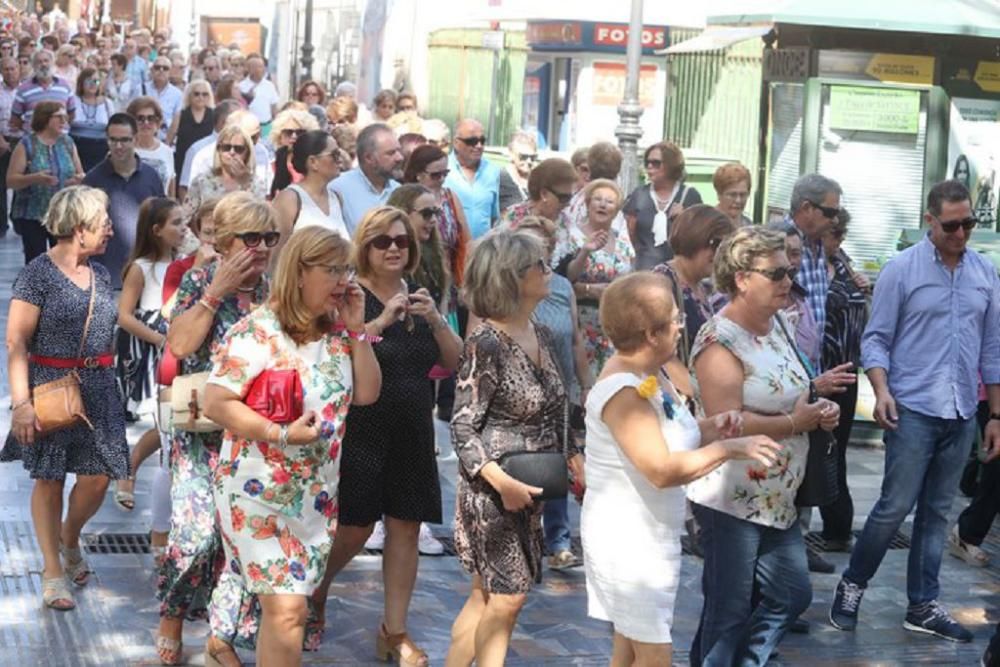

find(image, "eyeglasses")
[746,266,797,282]
[371,234,410,250]
[108,135,133,144]
[645,159,663,169]
[546,187,573,205]
[218,143,248,155]
[234,231,280,248]
[426,169,449,180]
[457,136,486,147]
[808,200,840,220]
[135,114,159,124]
[152,65,170,71]
[520,257,551,275]
[281,128,306,138]
[312,150,338,160]
[416,206,442,220]
[722,190,749,201]
[313,263,354,279]
[934,216,977,233]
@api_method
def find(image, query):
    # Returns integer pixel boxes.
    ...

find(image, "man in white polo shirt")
[238,54,279,135]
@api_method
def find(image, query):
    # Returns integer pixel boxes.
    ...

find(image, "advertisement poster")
[949,98,1000,229]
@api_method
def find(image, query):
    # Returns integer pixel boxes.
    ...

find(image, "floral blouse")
[183,171,269,226]
[685,313,809,529]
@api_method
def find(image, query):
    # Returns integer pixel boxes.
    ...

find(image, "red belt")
[30,354,114,369]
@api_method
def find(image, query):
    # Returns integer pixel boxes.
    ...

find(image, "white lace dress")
[581,372,701,644]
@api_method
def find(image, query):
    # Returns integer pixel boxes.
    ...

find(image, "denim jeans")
[543,496,571,552]
[690,503,812,667]
[843,404,975,605]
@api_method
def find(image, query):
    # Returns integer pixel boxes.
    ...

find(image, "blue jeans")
[690,503,812,667]
[543,497,571,552]
[843,404,974,605]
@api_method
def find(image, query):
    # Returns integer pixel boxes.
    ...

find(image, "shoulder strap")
[76,267,97,358]
[291,186,302,225]
[774,311,813,380]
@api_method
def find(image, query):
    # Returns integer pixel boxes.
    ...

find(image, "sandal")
[155,634,183,665]
[376,622,428,666]
[204,636,242,667]
[61,545,92,586]
[304,596,325,651]
[114,477,136,511]
[948,525,991,567]
[41,576,75,611]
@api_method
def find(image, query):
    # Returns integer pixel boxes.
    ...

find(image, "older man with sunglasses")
[830,180,1000,643]
[444,118,500,239]
[148,56,182,139]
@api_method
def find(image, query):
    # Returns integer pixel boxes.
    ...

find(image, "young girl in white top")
[113,198,186,520]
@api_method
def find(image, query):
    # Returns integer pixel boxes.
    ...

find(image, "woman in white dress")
[581,272,782,666]
[128,96,176,197]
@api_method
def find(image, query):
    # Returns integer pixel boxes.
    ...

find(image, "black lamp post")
[300,0,314,83]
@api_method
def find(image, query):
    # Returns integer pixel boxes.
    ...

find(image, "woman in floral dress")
[205,227,381,666]
[564,179,635,378]
[686,227,841,666]
[155,192,274,666]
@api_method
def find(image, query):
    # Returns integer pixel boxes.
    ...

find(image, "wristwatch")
[990,413,1000,422]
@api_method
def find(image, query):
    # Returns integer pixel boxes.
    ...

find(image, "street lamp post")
[300,0,315,84]
[615,0,645,196]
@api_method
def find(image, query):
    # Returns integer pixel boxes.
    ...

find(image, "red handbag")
[244,369,304,424]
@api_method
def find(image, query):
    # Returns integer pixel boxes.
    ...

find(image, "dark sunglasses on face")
[426,169,449,180]
[517,152,538,162]
[135,114,159,124]
[937,216,978,233]
[281,128,306,138]
[152,65,170,71]
[416,207,442,220]
[547,187,573,205]
[458,136,486,147]
[219,143,247,155]
[645,159,663,169]
[747,266,797,282]
[371,234,410,251]
[235,231,280,248]
[808,200,840,220]
[192,91,210,97]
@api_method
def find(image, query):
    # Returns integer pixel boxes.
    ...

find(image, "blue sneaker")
[903,601,973,642]
[829,578,865,631]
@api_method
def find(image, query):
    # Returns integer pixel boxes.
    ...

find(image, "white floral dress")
[208,305,353,595]
[685,313,810,529]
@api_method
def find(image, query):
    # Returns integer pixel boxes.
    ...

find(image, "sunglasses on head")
[234,231,280,248]
[747,266,797,282]
[458,136,486,147]
[808,200,840,220]
[371,234,410,251]
[547,187,573,205]
[219,142,247,155]
[426,169,449,180]
[416,206,442,220]
[936,216,978,233]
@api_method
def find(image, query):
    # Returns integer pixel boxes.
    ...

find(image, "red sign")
[592,62,658,108]
[593,23,667,49]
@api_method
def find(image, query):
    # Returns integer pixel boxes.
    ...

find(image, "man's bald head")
[453,118,486,168]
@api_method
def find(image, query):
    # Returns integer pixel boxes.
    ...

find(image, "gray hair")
[32,49,52,68]
[764,219,796,236]
[790,174,842,214]
[463,230,546,319]
[508,129,537,151]
[356,123,391,161]
[44,186,109,237]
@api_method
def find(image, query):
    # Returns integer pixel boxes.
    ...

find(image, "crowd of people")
[3,8,1000,667]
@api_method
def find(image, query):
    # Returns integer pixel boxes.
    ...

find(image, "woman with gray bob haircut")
[447,229,585,666]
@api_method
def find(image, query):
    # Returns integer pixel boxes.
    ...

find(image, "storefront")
[522,20,669,151]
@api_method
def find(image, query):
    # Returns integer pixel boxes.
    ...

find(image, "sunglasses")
[371,234,410,251]
[747,266,797,282]
[426,169,449,180]
[645,159,663,169]
[219,143,247,155]
[416,206,442,220]
[547,187,573,205]
[281,128,306,138]
[520,257,551,275]
[936,216,978,233]
[152,65,170,71]
[234,231,280,248]
[516,152,538,162]
[708,237,724,249]
[808,200,840,220]
[192,91,210,97]
[135,114,160,124]
[458,136,486,147]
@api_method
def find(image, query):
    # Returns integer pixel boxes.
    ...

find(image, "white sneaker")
[418,523,445,555]
[365,520,385,550]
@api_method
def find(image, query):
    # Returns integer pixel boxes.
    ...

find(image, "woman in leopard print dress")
[446,230,583,666]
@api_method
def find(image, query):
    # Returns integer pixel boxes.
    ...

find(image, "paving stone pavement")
[0,233,998,665]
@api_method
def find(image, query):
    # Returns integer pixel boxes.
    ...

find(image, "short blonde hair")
[272,227,352,343]
[510,215,556,253]
[271,108,319,137]
[352,206,420,277]
[600,272,676,354]
[213,191,276,252]
[583,178,624,214]
[44,185,109,238]
[463,230,546,320]
[713,226,786,297]
[182,80,215,109]
[212,124,254,175]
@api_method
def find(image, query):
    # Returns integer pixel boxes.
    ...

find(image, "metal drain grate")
[364,534,459,557]
[805,530,910,552]
[81,533,151,555]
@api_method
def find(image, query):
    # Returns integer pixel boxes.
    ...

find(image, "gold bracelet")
[784,413,796,436]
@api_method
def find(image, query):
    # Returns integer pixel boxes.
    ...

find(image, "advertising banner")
[949,97,1000,229]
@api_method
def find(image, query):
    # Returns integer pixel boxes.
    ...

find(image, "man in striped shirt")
[8,50,75,134]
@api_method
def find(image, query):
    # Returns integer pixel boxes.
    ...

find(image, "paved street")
[0,232,997,666]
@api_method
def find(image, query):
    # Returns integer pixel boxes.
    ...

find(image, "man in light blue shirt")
[329,123,401,233]
[444,118,500,239]
[148,56,182,139]
[831,180,1000,642]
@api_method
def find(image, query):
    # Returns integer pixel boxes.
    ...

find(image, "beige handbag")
[170,371,222,433]
[156,386,173,434]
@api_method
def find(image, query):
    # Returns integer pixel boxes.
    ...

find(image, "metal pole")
[300,0,315,83]
[487,48,498,142]
[615,0,645,196]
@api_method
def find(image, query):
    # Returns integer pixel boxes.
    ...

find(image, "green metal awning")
[707,0,1000,40]
[657,25,773,54]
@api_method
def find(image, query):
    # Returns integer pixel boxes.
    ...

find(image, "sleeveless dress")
[115,257,170,416]
[173,106,214,179]
[581,372,700,644]
[287,183,349,239]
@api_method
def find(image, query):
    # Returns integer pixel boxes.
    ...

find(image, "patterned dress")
[156,260,268,647]
[451,322,578,594]
[569,232,635,377]
[209,306,353,595]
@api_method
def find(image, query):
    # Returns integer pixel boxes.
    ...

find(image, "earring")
[78,237,86,248]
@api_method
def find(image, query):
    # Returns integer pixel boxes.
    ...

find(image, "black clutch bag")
[497,450,568,502]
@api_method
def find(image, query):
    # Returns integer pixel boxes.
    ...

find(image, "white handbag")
[170,372,222,433]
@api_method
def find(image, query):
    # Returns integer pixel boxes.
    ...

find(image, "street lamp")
[615,0,644,196]
[300,0,314,83]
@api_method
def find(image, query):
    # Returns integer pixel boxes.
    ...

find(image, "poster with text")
[949,98,1000,229]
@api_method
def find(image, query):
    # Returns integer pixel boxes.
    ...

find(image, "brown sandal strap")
[382,626,428,664]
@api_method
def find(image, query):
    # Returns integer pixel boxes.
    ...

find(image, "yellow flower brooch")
[637,375,659,399]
